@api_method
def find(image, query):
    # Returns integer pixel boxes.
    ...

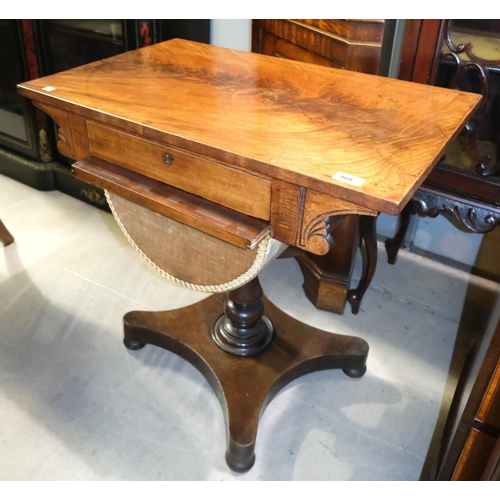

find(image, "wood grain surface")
[86,120,271,220]
[18,38,481,215]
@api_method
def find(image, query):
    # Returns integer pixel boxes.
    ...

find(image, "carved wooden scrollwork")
[31,102,88,161]
[441,20,500,176]
[298,188,377,255]
[34,102,74,158]
[414,190,500,233]
[299,214,340,255]
[55,125,72,158]
[270,179,377,256]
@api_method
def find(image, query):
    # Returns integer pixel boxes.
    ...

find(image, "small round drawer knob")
[164,153,173,165]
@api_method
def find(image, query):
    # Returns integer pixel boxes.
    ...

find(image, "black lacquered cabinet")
[0,19,210,204]
[0,20,44,161]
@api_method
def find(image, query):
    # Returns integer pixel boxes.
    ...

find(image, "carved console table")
[18,39,480,472]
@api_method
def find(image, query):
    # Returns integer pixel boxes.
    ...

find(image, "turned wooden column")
[212,277,274,357]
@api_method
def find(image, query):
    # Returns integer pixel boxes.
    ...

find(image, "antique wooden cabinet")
[252,19,387,74]
[386,20,500,268]
[432,294,500,480]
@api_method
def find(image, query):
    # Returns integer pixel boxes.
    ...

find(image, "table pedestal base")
[123,294,368,472]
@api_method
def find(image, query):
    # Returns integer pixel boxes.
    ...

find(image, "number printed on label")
[332,172,366,187]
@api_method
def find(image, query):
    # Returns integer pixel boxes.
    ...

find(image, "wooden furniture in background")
[385,20,500,266]
[251,19,386,74]
[18,39,480,472]
[432,295,500,480]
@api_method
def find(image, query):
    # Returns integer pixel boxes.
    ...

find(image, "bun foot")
[343,365,367,378]
[123,337,146,350]
[226,450,255,473]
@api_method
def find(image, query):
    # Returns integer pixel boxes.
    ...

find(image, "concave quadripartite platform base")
[123,293,368,473]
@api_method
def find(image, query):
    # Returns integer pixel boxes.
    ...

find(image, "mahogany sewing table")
[18,39,480,472]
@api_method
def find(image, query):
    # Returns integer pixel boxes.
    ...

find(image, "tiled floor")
[1,173,498,480]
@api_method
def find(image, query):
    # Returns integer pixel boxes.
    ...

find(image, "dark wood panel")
[409,20,445,85]
[452,430,497,480]
[434,296,500,480]
[426,163,500,205]
[253,19,384,75]
[262,32,341,67]
[297,19,384,43]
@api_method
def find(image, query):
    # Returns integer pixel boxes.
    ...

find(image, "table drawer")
[86,121,271,220]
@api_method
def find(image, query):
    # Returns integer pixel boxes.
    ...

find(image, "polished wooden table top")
[18,38,480,216]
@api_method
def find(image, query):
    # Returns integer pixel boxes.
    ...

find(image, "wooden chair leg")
[0,220,14,247]
[347,215,378,315]
[384,202,416,265]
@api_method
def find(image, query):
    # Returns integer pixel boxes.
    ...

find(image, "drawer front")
[86,121,271,220]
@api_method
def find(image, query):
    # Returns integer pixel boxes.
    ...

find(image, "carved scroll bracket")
[271,179,377,255]
[414,189,500,233]
[33,101,88,161]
